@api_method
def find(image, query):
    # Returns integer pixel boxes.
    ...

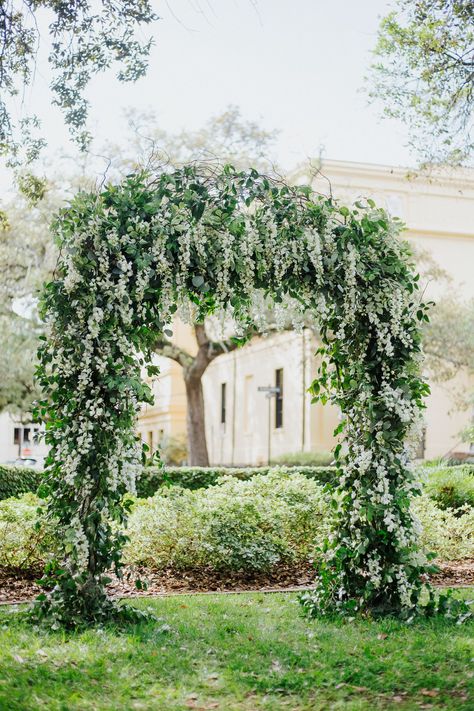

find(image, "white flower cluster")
[380,382,417,424]
[67,514,89,572]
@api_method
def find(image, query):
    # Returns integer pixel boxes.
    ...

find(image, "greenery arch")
[35,165,436,627]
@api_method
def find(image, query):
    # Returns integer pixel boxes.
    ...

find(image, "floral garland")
[33,166,448,627]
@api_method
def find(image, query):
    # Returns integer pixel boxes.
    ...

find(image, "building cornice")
[291,158,474,194]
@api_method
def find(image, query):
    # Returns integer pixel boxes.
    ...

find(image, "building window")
[243,374,254,434]
[13,428,21,445]
[275,369,283,429]
[23,428,31,443]
[220,383,227,425]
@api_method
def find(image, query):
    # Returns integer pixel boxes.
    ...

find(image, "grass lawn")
[0,591,472,710]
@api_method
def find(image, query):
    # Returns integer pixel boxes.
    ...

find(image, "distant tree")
[0,314,42,415]
[414,247,474,450]
[368,0,474,166]
[424,296,474,449]
[0,185,61,415]
[415,249,473,388]
[113,104,279,174]
[423,296,474,401]
[0,188,60,305]
[151,323,242,466]
[0,1,157,202]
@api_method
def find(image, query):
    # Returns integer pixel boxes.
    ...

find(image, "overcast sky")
[16,0,413,177]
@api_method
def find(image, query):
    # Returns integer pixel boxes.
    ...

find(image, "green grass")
[0,592,472,710]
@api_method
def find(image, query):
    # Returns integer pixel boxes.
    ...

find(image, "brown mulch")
[1,560,473,606]
[430,559,474,588]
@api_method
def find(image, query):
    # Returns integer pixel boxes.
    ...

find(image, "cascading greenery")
[33,165,447,627]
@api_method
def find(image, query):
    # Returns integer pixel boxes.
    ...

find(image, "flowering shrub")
[125,471,330,571]
[421,465,474,511]
[413,496,474,561]
[0,494,50,572]
[1,481,472,575]
[34,165,437,626]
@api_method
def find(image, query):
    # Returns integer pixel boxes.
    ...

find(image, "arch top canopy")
[54,165,410,337]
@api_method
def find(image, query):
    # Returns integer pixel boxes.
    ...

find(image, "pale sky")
[15,0,414,176]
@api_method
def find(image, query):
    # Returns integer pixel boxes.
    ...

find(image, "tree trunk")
[184,373,210,466]
[154,323,239,467]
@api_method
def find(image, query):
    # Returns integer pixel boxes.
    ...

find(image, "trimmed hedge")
[270,451,334,467]
[2,462,473,508]
[136,465,337,497]
[0,463,337,500]
[0,465,43,501]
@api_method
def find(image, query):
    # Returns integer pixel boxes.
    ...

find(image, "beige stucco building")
[137,160,474,464]
[137,320,189,454]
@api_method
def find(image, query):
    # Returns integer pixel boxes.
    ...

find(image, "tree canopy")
[118,105,279,174]
[0,0,157,200]
[368,0,474,166]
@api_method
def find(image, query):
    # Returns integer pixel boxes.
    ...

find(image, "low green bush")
[125,482,474,569]
[1,477,473,575]
[271,450,334,467]
[0,493,51,572]
[125,471,331,572]
[0,465,42,500]
[0,472,331,574]
[413,496,474,560]
[420,465,474,511]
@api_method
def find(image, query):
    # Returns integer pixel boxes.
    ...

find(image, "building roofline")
[291,158,474,191]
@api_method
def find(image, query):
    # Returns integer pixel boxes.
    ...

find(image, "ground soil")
[1,559,473,605]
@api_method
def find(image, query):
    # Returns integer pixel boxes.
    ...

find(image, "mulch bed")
[430,559,474,588]
[1,560,473,606]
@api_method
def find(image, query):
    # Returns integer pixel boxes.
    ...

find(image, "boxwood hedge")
[0,463,337,500]
[136,465,337,497]
[3,462,473,508]
[0,465,43,501]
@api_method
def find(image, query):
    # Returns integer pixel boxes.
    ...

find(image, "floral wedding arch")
[34,165,437,626]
